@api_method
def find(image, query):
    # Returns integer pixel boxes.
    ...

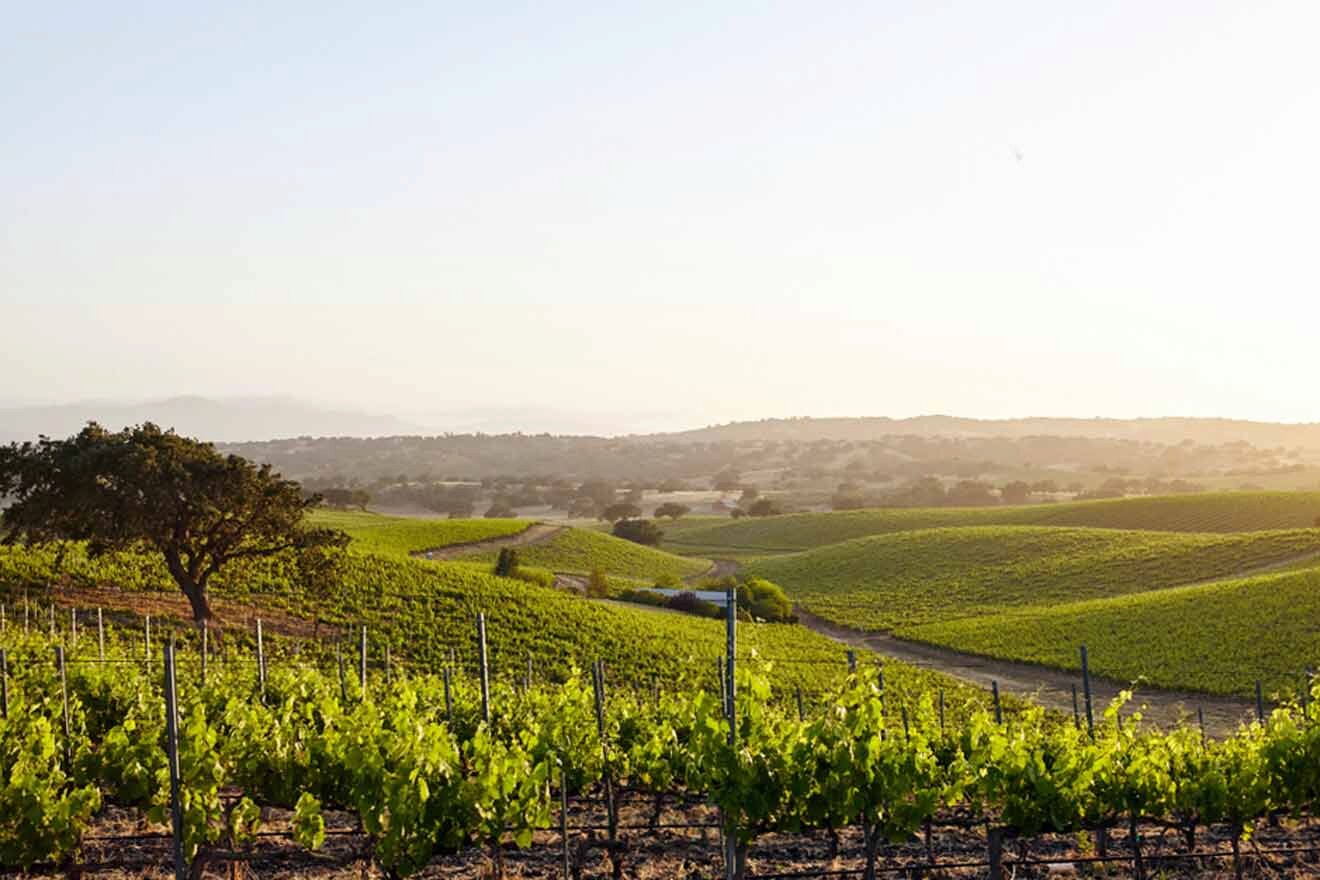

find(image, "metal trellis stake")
[1256,680,1265,723]
[724,585,737,880]
[992,680,1002,725]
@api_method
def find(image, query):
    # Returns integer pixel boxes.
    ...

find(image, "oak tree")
[0,423,348,632]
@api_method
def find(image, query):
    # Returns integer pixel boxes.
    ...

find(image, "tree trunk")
[163,551,222,640]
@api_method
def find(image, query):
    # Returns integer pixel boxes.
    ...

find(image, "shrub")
[612,518,664,546]
[665,591,723,619]
[485,503,516,518]
[736,577,795,623]
[617,588,668,608]
[586,568,609,598]
[510,566,555,589]
[747,498,784,517]
[493,547,520,578]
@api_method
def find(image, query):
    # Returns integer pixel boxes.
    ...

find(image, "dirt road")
[794,608,1256,736]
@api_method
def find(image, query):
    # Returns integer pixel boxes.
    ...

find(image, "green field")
[662,491,1320,555]
[307,509,530,557]
[456,526,711,582]
[902,566,1320,698]
[746,525,1320,630]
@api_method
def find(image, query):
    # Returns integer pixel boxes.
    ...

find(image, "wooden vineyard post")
[256,619,266,700]
[0,649,7,719]
[717,656,727,710]
[992,680,1002,725]
[560,763,570,880]
[55,645,72,769]
[163,642,186,880]
[795,687,805,721]
[145,615,152,667]
[97,608,105,664]
[0,603,5,633]
[1198,707,1207,748]
[1080,645,1094,737]
[443,666,454,726]
[847,649,857,673]
[359,625,368,699]
[591,660,619,867]
[1072,684,1080,728]
[987,827,1004,880]
[1255,680,1265,723]
[477,613,491,724]
[938,689,946,732]
[200,621,208,686]
[337,641,348,703]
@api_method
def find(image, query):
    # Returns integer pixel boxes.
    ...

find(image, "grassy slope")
[902,567,1320,698]
[746,526,1320,630]
[458,527,710,582]
[663,492,1320,554]
[0,540,999,715]
[307,510,530,556]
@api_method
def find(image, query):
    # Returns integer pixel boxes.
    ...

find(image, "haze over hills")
[7,397,1320,451]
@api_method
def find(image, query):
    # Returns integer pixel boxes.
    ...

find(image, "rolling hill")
[664,491,1320,555]
[743,525,1320,632]
[901,566,1320,698]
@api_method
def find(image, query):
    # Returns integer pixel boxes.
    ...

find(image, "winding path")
[413,523,565,560]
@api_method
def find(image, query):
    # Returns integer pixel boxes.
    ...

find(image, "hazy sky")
[4,2,1319,431]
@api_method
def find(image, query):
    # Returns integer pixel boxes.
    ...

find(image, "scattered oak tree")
[600,502,642,523]
[653,502,691,520]
[0,423,348,635]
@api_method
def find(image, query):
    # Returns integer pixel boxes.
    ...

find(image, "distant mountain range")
[0,396,426,444]
[5,397,1320,451]
[663,416,1320,449]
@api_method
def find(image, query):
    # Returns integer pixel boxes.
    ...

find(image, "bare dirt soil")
[31,797,1320,878]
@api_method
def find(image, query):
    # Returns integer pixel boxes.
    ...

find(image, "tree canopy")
[0,423,347,630]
